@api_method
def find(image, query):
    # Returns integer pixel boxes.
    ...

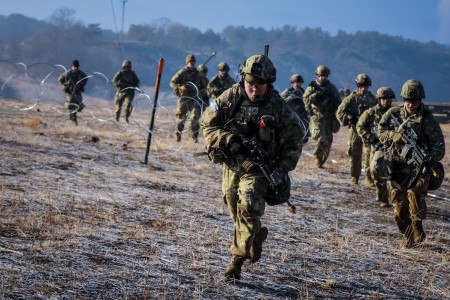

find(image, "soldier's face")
[404,98,421,114]
[291,81,302,90]
[379,98,392,108]
[356,85,369,95]
[244,75,268,102]
[316,74,327,83]
[187,61,196,68]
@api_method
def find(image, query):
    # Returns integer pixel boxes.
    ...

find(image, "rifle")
[224,118,296,213]
[203,52,216,65]
[389,114,439,190]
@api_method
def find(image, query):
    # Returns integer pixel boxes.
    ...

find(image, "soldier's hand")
[228,139,242,154]
[392,132,407,145]
[178,84,192,96]
[242,158,257,172]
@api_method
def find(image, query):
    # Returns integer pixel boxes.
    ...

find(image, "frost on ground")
[0,99,449,299]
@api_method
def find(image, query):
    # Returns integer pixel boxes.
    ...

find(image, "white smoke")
[438,0,450,44]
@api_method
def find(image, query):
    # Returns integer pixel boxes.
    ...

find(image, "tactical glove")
[242,158,258,172]
[392,132,407,145]
[228,139,242,154]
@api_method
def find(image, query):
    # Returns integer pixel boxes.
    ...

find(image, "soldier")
[303,65,341,168]
[201,54,302,282]
[207,62,236,100]
[336,74,377,185]
[377,79,445,248]
[280,74,310,143]
[170,54,207,143]
[58,59,88,125]
[197,64,210,111]
[112,60,140,123]
[356,87,395,208]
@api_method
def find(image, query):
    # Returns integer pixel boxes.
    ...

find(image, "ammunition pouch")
[265,171,291,206]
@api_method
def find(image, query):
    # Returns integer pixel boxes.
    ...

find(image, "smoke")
[438,0,450,44]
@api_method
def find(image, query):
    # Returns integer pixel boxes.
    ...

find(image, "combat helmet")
[355,73,372,86]
[197,64,208,73]
[240,55,276,83]
[290,74,304,83]
[376,87,395,99]
[218,62,230,71]
[400,79,425,100]
[122,60,132,69]
[315,65,330,76]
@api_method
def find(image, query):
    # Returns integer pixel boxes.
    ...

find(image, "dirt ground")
[0,98,449,299]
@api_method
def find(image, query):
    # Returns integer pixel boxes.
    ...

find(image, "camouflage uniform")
[377,79,445,247]
[58,60,88,125]
[303,66,341,167]
[197,64,210,111]
[112,60,140,122]
[336,90,377,182]
[170,54,207,142]
[280,86,310,143]
[207,62,236,100]
[201,55,302,281]
[356,89,393,206]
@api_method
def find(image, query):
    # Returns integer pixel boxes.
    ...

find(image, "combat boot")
[224,255,246,283]
[249,227,268,263]
[365,177,375,188]
[401,225,414,248]
[379,201,391,208]
[176,133,181,142]
[351,177,358,184]
[412,220,426,245]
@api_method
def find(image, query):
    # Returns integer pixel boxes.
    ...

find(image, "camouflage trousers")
[114,91,134,120]
[372,152,429,233]
[222,166,267,258]
[310,114,334,165]
[347,127,371,179]
[175,97,201,139]
[65,92,84,121]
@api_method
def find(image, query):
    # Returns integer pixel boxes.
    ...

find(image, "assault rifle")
[389,115,439,190]
[224,118,296,213]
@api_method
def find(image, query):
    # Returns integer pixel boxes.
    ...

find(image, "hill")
[0,98,449,299]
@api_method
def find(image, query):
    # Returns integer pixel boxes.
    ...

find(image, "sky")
[2,0,450,45]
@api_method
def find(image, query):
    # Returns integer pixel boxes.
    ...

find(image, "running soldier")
[58,59,88,125]
[377,79,445,248]
[170,54,207,143]
[303,65,341,168]
[201,54,302,282]
[280,74,310,143]
[356,87,395,207]
[112,60,140,123]
[336,74,377,185]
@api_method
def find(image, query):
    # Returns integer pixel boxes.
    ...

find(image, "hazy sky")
[2,0,450,45]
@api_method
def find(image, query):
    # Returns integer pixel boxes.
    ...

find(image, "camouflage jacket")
[207,74,236,99]
[303,80,341,117]
[378,104,445,163]
[113,70,140,89]
[58,69,88,94]
[356,103,391,147]
[336,91,377,127]
[170,66,206,97]
[280,87,308,120]
[201,83,303,172]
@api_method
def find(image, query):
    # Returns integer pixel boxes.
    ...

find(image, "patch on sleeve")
[210,101,218,112]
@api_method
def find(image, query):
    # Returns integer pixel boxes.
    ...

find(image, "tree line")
[1,11,450,102]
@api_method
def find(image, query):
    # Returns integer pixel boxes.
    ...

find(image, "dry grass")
[0,98,449,299]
